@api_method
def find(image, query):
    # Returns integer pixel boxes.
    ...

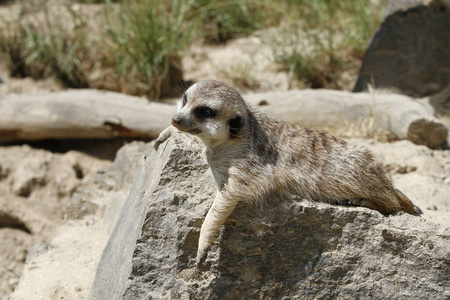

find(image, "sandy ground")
[0,145,112,298]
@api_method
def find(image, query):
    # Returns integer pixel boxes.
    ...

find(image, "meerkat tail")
[358,189,418,216]
[395,189,421,215]
[358,199,396,215]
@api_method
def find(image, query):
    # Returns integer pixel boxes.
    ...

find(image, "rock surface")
[90,134,450,300]
[354,0,450,97]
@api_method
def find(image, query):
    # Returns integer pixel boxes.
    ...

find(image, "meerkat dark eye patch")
[228,115,243,137]
[181,93,187,107]
[194,106,217,120]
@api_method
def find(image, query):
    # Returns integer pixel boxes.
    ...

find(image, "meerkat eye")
[181,93,187,107]
[228,115,243,137]
[194,106,217,119]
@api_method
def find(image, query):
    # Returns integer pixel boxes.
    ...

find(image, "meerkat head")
[171,80,247,147]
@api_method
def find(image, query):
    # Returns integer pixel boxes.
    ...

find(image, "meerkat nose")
[171,115,182,126]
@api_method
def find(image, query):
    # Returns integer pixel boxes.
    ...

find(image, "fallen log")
[244,89,448,148]
[0,89,446,148]
[0,89,175,142]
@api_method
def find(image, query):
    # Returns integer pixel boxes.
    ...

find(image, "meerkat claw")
[153,140,161,150]
[154,126,176,150]
[154,136,166,150]
[196,253,207,271]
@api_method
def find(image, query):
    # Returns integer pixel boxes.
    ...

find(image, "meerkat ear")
[228,115,244,137]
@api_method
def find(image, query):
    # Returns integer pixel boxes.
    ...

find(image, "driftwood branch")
[0,89,446,147]
[0,90,175,142]
[244,89,448,148]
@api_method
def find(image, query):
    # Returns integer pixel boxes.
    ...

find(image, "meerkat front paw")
[195,193,239,270]
[153,138,165,150]
[195,247,209,270]
[154,126,177,150]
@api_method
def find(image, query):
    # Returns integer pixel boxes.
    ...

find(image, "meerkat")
[154,79,420,269]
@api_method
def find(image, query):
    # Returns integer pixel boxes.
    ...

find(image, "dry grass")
[0,0,387,98]
[267,0,387,89]
[0,2,94,88]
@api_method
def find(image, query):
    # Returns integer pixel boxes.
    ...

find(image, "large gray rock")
[90,133,450,299]
[89,134,215,299]
[354,0,450,97]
